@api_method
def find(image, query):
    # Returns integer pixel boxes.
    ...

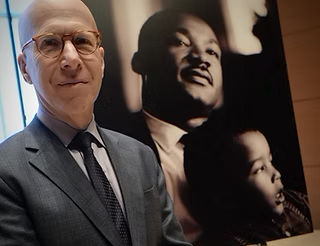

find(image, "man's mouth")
[181,68,213,86]
[58,80,88,86]
[275,188,285,205]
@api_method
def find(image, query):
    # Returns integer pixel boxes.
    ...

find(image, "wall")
[277,0,320,229]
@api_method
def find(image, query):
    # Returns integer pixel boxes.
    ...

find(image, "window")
[0,0,37,142]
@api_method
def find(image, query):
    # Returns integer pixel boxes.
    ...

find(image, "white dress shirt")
[144,111,202,242]
[37,107,125,214]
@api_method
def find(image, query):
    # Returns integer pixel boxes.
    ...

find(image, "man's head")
[18,0,104,129]
[132,10,223,130]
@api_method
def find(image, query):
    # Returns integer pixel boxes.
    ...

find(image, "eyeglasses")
[21,30,101,58]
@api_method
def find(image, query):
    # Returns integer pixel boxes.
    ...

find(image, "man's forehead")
[174,15,215,34]
[33,6,95,28]
[154,13,216,40]
[33,15,95,34]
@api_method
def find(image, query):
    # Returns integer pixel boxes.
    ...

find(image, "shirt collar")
[37,106,105,148]
[144,111,187,152]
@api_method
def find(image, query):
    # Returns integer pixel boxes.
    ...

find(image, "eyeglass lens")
[37,31,99,57]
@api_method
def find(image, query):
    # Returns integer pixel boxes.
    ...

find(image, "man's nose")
[60,40,82,72]
[187,46,210,69]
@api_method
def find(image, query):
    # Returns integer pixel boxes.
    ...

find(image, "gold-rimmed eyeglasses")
[21,30,101,58]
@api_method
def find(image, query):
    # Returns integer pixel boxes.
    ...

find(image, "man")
[0,1,190,245]
[131,10,223,242]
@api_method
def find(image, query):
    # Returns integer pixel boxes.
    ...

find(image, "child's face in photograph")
[237,131,285,216]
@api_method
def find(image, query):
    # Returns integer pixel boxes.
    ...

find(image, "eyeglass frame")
[21,30,101,58]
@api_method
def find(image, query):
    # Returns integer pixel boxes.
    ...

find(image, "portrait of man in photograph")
[85,0,313,245]
[131,9,223,241]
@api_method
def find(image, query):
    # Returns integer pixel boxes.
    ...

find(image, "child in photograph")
[184,123,312,245]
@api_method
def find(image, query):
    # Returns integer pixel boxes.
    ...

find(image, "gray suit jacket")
[0,117,190,246]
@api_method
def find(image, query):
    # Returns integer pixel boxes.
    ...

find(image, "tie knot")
[69,132,93,151]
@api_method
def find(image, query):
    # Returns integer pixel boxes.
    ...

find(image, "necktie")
[69,132,132,245]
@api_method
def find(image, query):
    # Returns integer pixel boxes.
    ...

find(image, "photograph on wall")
[83,0,313,245]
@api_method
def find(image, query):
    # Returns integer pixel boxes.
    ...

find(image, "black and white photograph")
[85,0,314,245]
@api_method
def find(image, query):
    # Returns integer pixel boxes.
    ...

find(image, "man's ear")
[131,51,147,75]
[99,46,105,78]
[18,54,32,84]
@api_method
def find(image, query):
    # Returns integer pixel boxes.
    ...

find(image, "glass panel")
[8,0,32,14]
[0,17,24,142]
[0,0,5,12]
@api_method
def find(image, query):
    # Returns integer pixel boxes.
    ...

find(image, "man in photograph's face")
[150,14,223,111]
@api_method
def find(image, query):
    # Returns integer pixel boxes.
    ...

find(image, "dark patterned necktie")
[69,132,132,246]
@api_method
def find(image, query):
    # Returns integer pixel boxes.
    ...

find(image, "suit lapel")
[99,127,147,246]
[24,118,123,246]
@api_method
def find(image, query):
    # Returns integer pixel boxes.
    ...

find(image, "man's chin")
[189,96,223,113]
[185,88,223,110]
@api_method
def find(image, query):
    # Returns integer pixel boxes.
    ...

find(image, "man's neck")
[37,103,93,130]
[37,105,92,130]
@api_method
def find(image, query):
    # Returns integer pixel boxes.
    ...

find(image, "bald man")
[0,1,190,245]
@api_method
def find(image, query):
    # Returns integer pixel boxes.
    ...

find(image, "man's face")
[19,3,104,127]
[238,131,285,216]
[151,14,223,110]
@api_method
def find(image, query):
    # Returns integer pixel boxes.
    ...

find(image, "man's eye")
[178,40,189,47]
[169,37,189,47]
[38,37,61,52]
[42,38,60,46]
[207,49,219,58]
[168,32,191,47]
[74,37,90,45]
